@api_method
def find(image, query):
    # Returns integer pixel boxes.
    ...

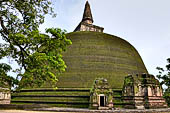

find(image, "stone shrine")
[90,78,113,110]
[122,74,167,109]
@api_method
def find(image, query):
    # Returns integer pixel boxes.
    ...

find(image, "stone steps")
[11,88,90,108]
[11,88,125,108]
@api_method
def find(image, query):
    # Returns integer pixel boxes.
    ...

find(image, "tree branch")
[0,16,29,70]
[0,17,9,35]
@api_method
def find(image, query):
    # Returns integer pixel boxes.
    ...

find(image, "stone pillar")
[148,86,152,96]
[146,85,167,108]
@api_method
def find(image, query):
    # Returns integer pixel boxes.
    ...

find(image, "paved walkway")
[0,110,64,113]
[0,108,170,113]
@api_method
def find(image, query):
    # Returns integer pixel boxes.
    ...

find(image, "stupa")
[11,1,167,109]
[56,1,148,88]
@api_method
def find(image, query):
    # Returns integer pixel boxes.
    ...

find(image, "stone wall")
[80,23,104,32]
[0,87,11,104]
[74,22,104,32]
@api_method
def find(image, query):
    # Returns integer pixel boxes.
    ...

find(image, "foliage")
[156,58,170,106]
[0,63,18,88]
[0,0,71,89]
[124,75,134,86]
[19,28,72,88]
[163,88,170,106]
[156,58,170,90]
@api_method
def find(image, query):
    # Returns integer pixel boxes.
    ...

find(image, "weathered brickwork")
[75,22,104,32]
[90,78,113,110]
[56,32,148,88]
[0,87,11,104]
[122,74,167,109]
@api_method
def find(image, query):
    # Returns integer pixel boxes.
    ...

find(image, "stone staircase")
[11,88,125,108]
[11,88,90,108]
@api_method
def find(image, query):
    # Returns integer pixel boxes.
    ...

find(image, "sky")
[40,0,170,76]
[1,0,170,77]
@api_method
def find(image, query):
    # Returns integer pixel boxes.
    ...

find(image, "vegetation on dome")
[54,31,148,89]
[11,88,123,108]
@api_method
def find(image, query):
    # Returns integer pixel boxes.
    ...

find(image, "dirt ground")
[0,108,170,113]
[0,110,69,113]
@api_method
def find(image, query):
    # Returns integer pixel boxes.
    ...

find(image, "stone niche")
[122,74,167,109]
[90,78,113,110]
[0,87,11,104]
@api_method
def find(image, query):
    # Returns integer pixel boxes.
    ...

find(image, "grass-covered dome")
[56,31,148,89]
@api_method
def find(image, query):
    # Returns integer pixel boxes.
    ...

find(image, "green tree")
[0,63,18,88]
[156,58,170,90]
[156,58,170,106]
[0,0,71,89]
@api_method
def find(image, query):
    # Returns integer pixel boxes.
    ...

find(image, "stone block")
[0,87,11,104]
